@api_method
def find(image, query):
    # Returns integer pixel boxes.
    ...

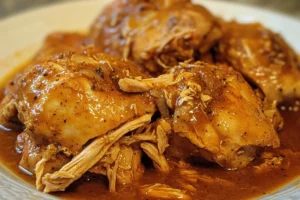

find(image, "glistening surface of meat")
[4,47,155,152]
[0,44,156,192]
[215,22,300,103]
[33,32,91,64]
[90,0,222,73]
[119,61,280,169]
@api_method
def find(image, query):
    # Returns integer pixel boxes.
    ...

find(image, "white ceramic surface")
[0,0,299,199]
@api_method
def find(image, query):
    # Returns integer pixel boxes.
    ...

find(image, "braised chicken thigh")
[215,22,300,103]
[0,44,156,192]
[90,0,222,73]
[119,61,280,169]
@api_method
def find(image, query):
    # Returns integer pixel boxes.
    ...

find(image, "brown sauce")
[0,72,300,200]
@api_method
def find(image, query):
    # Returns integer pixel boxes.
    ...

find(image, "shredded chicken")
[179,169,234,187]
[35,144,58,191]
[119,73,174,92]
[253,151,288,173]
[176,179,197,193]
[42,114,152,192]
[107,156,119,192]
[140,142,170,172]
[156,119,171,154]
[119,132,157,146]
[116,145,143,185]
[140,183,191,200]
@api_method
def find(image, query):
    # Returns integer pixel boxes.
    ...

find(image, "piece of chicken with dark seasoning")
[90,0,222,73]
[215,21,300,104]
[119,61,280,169]
[0,42,156,192]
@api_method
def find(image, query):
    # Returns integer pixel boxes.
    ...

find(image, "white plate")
[0,0,299,199]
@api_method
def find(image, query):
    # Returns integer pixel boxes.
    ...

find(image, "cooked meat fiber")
[119,61,280,169]
[215,21,300,103]
[42,114,152,192]
[90,0,222,73]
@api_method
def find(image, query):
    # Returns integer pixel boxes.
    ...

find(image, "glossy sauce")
[0,76,300,200]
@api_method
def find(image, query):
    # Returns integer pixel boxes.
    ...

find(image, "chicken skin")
[33,32,91,64]
[215,22,300,103]
[90,0,222,73]
[119,61,280,169]
[0,43,156,191]
[7,48,155,152]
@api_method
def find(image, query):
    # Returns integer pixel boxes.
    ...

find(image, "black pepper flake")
[96,67,104,78]
[91,85,96,90]
[10,81,14,86]
[34,96,38,100]
[64,119,67,123]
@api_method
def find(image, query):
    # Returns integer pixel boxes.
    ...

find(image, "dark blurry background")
[0,0,300,19]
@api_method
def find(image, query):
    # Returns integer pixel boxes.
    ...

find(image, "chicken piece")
[119,61,280,169]
[178,168,234,187]
[2,47,156,153]
[90,119,171,192]
[115,145,144,185]
[0,43,157,192]
[215,21,300,103]
[141,142,170,172]
[16,131,70,177]
[121,119,171,172]
[89,144,145,192]
[33,32,91,63]
[42,114,152,192]
[140,183,191,200]
[0,33,90,129]
[15,131,71,190]
[90,0,222,73]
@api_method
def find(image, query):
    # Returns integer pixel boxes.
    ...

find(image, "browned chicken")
[33,32,91,63]
[119,61,280,169]
[0,42,156,192]
[215,21,300,103]
[90,0,222,73]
